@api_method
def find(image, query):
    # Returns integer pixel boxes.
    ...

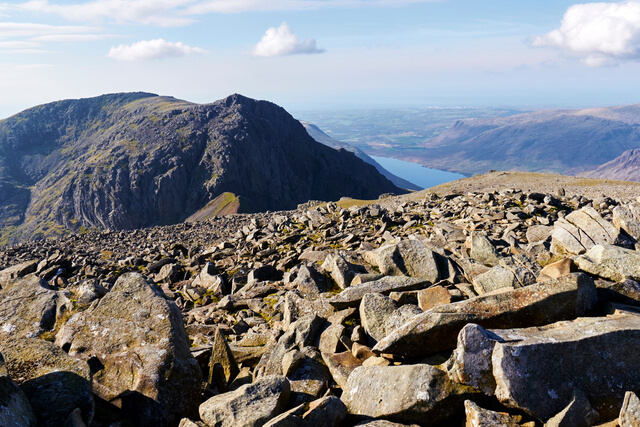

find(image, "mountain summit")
[0,93,402,243]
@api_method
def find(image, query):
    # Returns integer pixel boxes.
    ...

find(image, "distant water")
[371,156,465,190]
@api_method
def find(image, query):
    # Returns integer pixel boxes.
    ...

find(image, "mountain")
[418,104,640,176]
[0,93,403,244]
[585,148,640,182]
[300,121,422,191]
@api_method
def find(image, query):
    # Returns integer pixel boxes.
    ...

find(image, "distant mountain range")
[0,93,402,243]
[416,104,640,177]
[300,121,421,191]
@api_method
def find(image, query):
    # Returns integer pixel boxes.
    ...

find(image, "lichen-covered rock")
[0,352,37,427]
[0,275,64,339]
[360,293,398,344]
[472,266,517,295]
[342,364,479,425]
[551,207,623,255]
[199,375,290,427]
[374,273,597,357]
[0,338,93,427]
[55,273,201,427]
[463,400,522,427]
[328,276,430,309]
[575,244,640,282]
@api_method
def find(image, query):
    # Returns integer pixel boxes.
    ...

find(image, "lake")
[371,156,466,190]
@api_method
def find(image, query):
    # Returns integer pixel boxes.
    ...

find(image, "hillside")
[417,104,640,176]
[300,121,422,191]
[0,93,402,244]
[585,148,640,182]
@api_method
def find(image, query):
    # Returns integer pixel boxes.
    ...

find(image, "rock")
[613,203,640,243]
[472,266,517,295]
[417,286,452,312]
[545,389,599,427]
[321,351,362,389]
[0,338,93,427]
[285,347,331,405]
[209,327,239,385]
[597,279,640,307]
[620,391,640,427]
[319,323,345,354]
[575,244,640,282]
[341,364,479,425]
[454,314,640,421]
[328,276,430,309]
[360,293,398,344]
[192,262,227,295]
[302,396,348,427]
[323,254,356,290]
[248,265,283,284]
[468,233,500,267]
[293,264,327,296]
[355,421,419,427]
[256,314,324,377]
[0,352,37,427]
[384,304,423,336]
[0,275,65,338]
[393,240,440,282]
[526,225,554,244]
[374,273,597,357]
[538,258,574,282]
[364,244,403,276]
[551,207,622,255]
[155,263,180,283]
[199,375,290,427]
[463,400,522,427]
[55,273,201,427]
[0,260,37,288]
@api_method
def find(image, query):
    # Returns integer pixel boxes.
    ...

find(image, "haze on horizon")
[1,0,640,119]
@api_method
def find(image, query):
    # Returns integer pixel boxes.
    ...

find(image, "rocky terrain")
[4,172,640,426]
[586,149,640,183]
[0,92,401,244]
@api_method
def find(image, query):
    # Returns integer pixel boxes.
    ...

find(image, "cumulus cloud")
[252,22,324,57]
[108,38,208,61]
[534,0,640,67]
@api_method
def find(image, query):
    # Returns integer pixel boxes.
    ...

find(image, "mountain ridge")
[0,92,403,244]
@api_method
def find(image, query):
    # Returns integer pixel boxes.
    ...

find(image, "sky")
[2,0,640,118]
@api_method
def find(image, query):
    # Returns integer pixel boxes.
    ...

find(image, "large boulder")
[328,276,430,309]
[341,364,479,425]
[55,273,201,426]
[613,203,640,243]
[0,353,37,427]
[575,244,640,282]
[360,293,398,344]
[199,375,290,427]
[364,240,441,282]
[0,338,93,427]
[450,313,640,422]
[551,206,622,255]
[0,260,37,288]
[0,275,65,338]
[374,273,597,357]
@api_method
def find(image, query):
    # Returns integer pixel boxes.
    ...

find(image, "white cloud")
[187,0,439,14]
[252,22,324,57]
[0,22,100,38]
[108,38,208,61]
[534,0,640,67]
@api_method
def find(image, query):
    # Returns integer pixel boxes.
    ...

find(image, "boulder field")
[4,187,640,426]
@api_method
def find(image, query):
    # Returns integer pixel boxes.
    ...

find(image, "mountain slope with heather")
[0,92,403,243]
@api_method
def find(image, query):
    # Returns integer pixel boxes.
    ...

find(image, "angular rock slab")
[0,338,93,427]
[341,364,479,426]
[55,273,201,427]
[613,203,640,243]
[199,375,290,427]
[0,353,37,427]
[364,240,440,283]
[0,260,37,288]
[328,276,430,309]
[463,400,522,427]
[454,314,640,421]
[360,293,398,344]
[374,273,597,357]
[575,244,640,282]
[551,206,622,255]
[0,275,64,338]
[620,391,640,427]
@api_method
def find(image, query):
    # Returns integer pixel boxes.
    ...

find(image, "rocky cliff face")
[585,148,640,182]
[0,93,402,243]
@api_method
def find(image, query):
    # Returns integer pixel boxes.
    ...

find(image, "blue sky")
[1,0,640,118]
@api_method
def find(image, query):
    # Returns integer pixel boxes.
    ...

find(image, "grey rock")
[464,400,522,427]
[384,304,423,336]
[468,233,500,267]
[613,203,640,243]
[321,350,362,389]
[526,225,554,244]
[55,273,201,427]
[293,264,327,296]
[472,266,517,295]
[374,273,597,357]
[341,364,479,425]
[192,262,227,295]
[0,260,37,288]
[328,276,430,309]
[323,254,356,290]
[545,389,599,427]
[551,207,621,255]
[0,352,37,427]
[0,275,64,339]
[0,338,93,427]
[575,244,640,282]
[199,375,290,427]
[360,293,398,344]
[394,240,440,282]
[620,391,640,427]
